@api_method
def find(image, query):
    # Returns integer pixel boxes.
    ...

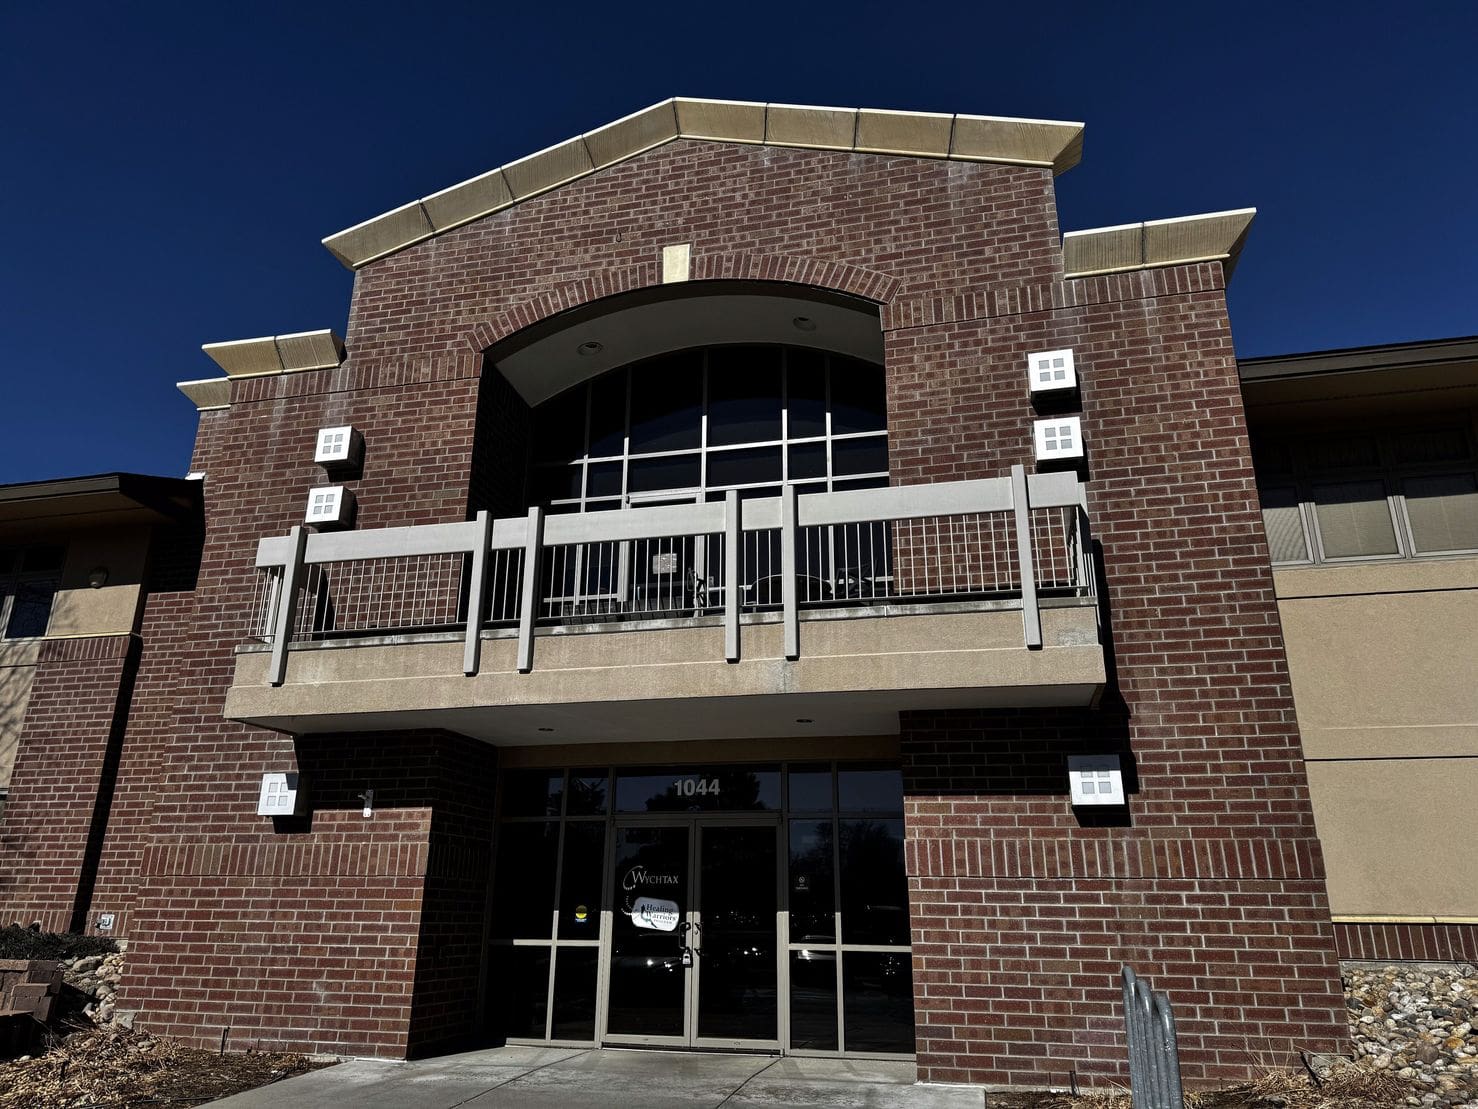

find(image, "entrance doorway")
[605,820,779,1048]
[487,760,915,1057]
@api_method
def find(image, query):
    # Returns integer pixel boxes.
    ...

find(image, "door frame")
[597,812,783,1050]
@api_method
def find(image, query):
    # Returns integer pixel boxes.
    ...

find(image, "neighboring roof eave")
[322,98,1086,270]
[1238,335,1478,382]
[0,473,202,527]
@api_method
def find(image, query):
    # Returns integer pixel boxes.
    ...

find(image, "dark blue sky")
[3,2,1474,482]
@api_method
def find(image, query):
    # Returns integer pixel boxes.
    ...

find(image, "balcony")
[224,467,1106,742]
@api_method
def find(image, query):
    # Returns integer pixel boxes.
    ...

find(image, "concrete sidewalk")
[208,1045,986,1108]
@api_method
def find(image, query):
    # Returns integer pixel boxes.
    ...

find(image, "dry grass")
[0,1022,327,1109]
[981,1061,1410,1108]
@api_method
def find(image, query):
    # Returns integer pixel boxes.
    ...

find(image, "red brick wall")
[81,137,1346,1075]
[106,363,489,1053]
[87,520,203,938]
[407,736,498,1056]
[890,265,1349,1086]
[0,634,136,933]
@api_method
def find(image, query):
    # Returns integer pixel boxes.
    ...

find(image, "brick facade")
[2,137,1362,1083]
[0,634,138,933]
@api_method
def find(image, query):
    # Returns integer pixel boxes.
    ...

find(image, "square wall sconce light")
[314,425,363,472]
[257,772,306,817]
[1033,416,1084,462]
[1027,349,1077,395]
[305,486,355,529]
[1068,755,1125,806]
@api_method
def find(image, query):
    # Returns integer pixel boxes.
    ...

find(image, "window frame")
[527,345,889,513]
[1255,425,1478,567]
[0,544,65,640]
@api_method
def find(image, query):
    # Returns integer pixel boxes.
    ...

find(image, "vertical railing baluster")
[268,525,308,687]
[463,511,492,677]
[724,490,740,662]
[516,507,544,673]
[780,484,799,660]
[1011,464,1042,649]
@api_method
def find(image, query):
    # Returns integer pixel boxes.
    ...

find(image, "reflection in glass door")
[695,824,778,1046]
[602,820,781,1048]
[605,824,691,1043]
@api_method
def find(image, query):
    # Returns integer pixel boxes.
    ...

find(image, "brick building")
[2,98,1475,1089]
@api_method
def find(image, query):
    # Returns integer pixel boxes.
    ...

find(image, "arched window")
[527,344,887,511]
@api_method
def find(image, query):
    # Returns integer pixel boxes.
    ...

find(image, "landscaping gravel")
[1341,962,1478,1108]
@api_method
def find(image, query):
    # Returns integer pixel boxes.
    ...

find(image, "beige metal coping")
[176,378,231,411]
[322,98,1086,270]
[200,329,346,378]
[180,329,346,410]
[1062,208,1256,279]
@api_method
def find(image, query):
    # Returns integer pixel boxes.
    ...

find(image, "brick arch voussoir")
[465,253,901,353]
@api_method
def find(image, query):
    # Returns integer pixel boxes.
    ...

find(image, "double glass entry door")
[605,820,779,1048]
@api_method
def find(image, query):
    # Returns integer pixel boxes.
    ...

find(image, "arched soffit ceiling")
[489,282,883,407]
[323,98,1086,269]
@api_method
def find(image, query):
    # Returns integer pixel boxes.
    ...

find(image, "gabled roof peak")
[323,98,1085,270]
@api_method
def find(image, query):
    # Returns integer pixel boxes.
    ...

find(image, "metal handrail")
[252,466,1094,686]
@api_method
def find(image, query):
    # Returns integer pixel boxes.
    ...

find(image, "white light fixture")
[314,425,363,471]
[1034,416,1085,462]
[258,772,306,817]
[305,486,355,529]
[1068,755,1125,806]
[1027,348,1077,394]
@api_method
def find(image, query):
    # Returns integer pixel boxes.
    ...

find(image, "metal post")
[516,506,544,674]
[267,525,308,687]
[1010,464,1042,649]
[724,490,740,662]
[780,484,799,660]
[463,510,492,676]
[1122,966,1183,1109]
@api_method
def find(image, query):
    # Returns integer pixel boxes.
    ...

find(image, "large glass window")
[0,546,64,639]
[489,760,912,1056]
[527,345,888,511]
[1253,426,1478,565]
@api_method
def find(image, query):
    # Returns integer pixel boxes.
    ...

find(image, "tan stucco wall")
[45,527,150,638]
[1306,759,1478,918]
[0,640,41,791]
[1276,555,1478,920]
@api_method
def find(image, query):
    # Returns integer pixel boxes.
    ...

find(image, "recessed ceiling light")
[577,341,603,356]
[791,317,816,332]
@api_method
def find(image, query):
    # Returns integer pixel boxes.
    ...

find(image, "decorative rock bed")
[60,947,126,1026]
[1342,963,1478,1108]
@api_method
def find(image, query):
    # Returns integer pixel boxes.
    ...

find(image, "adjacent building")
[1,98,1473,1089]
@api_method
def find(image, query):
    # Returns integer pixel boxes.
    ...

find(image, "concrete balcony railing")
[225,467,1106,742]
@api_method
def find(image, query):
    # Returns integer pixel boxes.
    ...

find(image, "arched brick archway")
[464,252,902,353]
